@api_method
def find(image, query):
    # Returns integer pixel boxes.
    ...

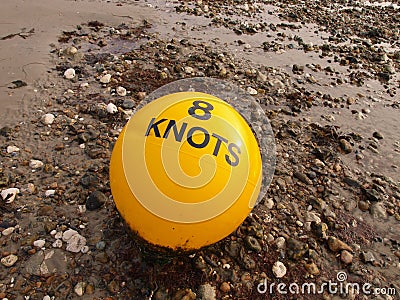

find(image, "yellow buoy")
[110,91,262,250]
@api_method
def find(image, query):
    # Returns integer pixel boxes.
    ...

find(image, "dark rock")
[80,173,99,188]
[286,238,308,260]
[294,171,313,185]
[244,236,262,253]
[364,189,381,202]
[343,177,360,187]
[86,190,107,210]
[339,139,352,154]
[372,131,384,140]
[121,99,135,109]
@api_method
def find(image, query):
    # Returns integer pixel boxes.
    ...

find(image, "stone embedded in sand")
[100,74,111,84]
[62,229,78,242]
[1,188,19,203]
[246,86,258,95]
[66,233,87,253]
[45,190,56,197]
[64,68,76,79]
[6,145,20,153]
[74,282,86,296]
[2,227,15,236]
[1,254,18,267]
[327,236,352,252]
[116,86,127,96]
[341,250,353,264]
[106,103,118,114]
[63,46,78,56]
[30,159,44,169]
[33,239,46,248]
[272,261,287,278]
[41,113,55,125]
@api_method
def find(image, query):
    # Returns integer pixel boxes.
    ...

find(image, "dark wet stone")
[340,139,352,154]
[86,190,107,210]
[365,189,381,202]
[225,241,241,258]
[244,236,262,253]
[80,173,99,188]
[373,131,384,140]
[0,127,12,137]
[294,171,312,185]
[286,238,308,260]
[343,177,360,187]
[121,99,135,109]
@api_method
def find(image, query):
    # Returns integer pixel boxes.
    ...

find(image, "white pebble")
[106,103,118,114]
[62,229,78,241]
[116,86,127,96]
[43,295,51,300]
[29,159,44,169]
[6,146,20,154]
[33,239,46,248]
[66,233,87,253]
[74,282,86,296]
[41,113,55,125]
[1,254,18,267]
[52,239,63,248]
[272,261,287,278]
[64,68,76,79]
[1,188,19,203]
[185,66,194,74]
[54,231,63,239]
[247,86,258,95]
[81,245,89,253]
[50,230,57,236]
[2,227,15,236]
[80,82,89,88]
[100,74,111,84]
[45,190,56,197]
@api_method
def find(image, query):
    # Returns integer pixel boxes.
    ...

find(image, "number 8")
[188,100,214,120]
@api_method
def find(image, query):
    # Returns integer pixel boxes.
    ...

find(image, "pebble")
[52,239,62,248]
[341,250,353,264]
[304,262,319,275]
[1,254,18,267]
[100,74,112,83]
[74,282,86,296]
[66,233,87,253]
[64,68,76,79]
[122,99,135,109]
[33,239,46,248]
[219,282,230,293]
[41,113,55,125]
[370,202,387,219]
[62,229,78,241]
[2,227,15,236]
[245,236,262,252]
[1,188,19,203]
[45,190,56,197]
[361,251,376,263]
[116,86,127,96]
[272,261,287,278]
[30,159,44,169]
[327,236,353,252]
[246,86,258,95]
[373,131,384,140]
[185,66,194,74]
[63,46,78,56]
[197,283,216,300]
[106,103,118,114]
[86,190,107,210]
[6,145,20,153]
[275,237,286,249]
[340,139,352,153]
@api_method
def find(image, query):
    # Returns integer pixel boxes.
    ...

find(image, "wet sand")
[0,0,153,127]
